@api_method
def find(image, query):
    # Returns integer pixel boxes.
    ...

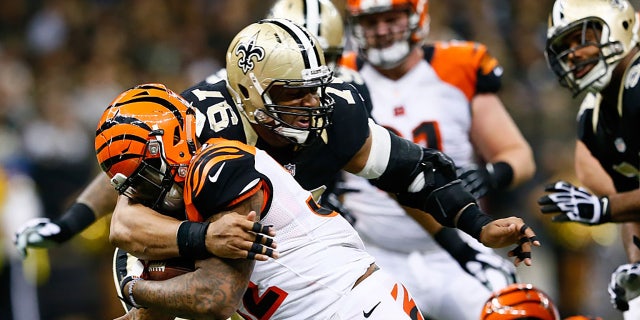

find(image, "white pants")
[363,242,493,320]
[332,268,424,320]
[624,295,640,320]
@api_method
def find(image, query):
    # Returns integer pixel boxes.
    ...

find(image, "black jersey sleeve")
[181,79,250,144]
[325,81,371,161]
[184,140,266,221]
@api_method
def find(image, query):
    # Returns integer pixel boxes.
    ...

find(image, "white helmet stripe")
[265,18,322,69]
[303,0,321,39]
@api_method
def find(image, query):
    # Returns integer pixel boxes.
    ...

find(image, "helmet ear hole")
[238,84,250,99]
[173,126,180,146]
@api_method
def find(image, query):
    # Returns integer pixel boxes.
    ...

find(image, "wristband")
[119,275,146,309]
[487,162,513,190]
[177,221,212,260]
[52,202,96,243]
[128,277,145,309]
[455,204,494,241]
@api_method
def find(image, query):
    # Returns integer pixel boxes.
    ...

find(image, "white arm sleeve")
[355,119,391,179]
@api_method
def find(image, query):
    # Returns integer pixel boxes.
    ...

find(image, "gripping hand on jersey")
[537,181,611,225]
[14,218,66,258]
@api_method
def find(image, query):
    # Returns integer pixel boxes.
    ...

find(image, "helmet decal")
[235,32,266,74]
[266,18,324,69]
[266,0,345,66]
[225,19,334,146]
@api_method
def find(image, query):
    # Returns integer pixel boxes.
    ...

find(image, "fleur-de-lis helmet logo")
[235,32,265,74]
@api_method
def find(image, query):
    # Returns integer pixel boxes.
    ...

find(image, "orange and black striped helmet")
[95,83,196,212]
[480,283,560,320]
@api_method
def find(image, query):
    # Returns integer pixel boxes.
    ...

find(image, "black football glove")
[319,179,359,226]
[457,162,513,199]
[538,181,611,225]
[434,227,517,291]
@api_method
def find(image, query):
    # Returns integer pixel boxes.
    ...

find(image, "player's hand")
[13,218,64,258]
[206,211,278,261]
[457,165,493,199]
[478,217,540,266]
[538,181,611,225]
[609,261,640,311]
[451,241,517,291]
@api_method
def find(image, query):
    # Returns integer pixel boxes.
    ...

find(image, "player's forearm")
[48,173,118,243]
[110,196,182,260]
[76,173,118,218]
[607,190,640,222]
[115,308,173,320]
[622,222,640,263]
[495,149,535,188]
[130,258,252,319]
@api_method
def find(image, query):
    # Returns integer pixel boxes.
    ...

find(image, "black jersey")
[180,76,370,192]
[577,53,640,192]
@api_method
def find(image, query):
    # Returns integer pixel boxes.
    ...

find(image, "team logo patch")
[235,32,265,74]
[393,106,405,116]
[614,137,626,153]
[284,163,296,176]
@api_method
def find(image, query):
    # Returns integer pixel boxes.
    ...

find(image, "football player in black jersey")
[538,0,640,316]
[15,18,539,280]
[111,18,538,265]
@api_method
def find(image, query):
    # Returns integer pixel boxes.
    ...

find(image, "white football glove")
[609,262,640,311]
[538,181,611,225]
[13,218,63,258]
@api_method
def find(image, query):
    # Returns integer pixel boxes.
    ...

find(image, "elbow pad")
[368,132,491,231]
[369,131,457,193]
[397,181,493,239]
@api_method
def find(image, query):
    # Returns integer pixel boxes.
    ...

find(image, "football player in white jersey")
[538,0,640,318]
[97,83,424,320]
[342,0,536,319]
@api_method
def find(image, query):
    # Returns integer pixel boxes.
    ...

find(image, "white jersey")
[185,139,377,319]
[339,42,507,319]
[344,59,476,253]
[243,148,374,319]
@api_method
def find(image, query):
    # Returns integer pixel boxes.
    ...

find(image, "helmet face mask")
[109,135,187,213]
[226,19,335,146]
[347,0,430,69]
[256,78,335,145]
[95,83,196,214]
[545,0,639,96]
[546,17,620,95]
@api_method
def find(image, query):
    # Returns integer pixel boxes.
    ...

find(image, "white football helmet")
[545,0,639,95]
[267,0,345,68]
[226,19,334,146]
[346,0,430,69]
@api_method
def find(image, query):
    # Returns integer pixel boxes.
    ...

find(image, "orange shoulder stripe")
[339,51,359,71]
[429,41,495,101]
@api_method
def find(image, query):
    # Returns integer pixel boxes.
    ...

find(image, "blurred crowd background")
[0,0,635,319]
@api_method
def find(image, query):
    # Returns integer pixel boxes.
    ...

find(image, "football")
[141,257,195,281]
